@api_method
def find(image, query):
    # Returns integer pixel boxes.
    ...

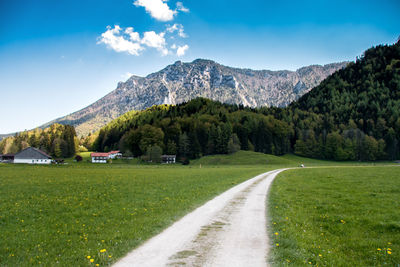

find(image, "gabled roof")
[14,147,52,159]
[109,150,120,154]
[91,152,110,157]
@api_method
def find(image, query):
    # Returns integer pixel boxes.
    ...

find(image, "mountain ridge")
[41,59,348,136]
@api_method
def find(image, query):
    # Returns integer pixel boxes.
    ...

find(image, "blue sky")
[0,0,399,134]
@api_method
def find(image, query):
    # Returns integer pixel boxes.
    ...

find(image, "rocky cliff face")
[44,59,348,135]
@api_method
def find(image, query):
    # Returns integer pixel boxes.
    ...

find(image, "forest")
[1,40,399,161]
[90,40,400,161]
[0,124,77,158]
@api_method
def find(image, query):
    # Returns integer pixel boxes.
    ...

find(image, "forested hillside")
[91,40,400,162]
[290,39,400,160]
[0,124,77,158]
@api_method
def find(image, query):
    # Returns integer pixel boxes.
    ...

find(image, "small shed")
[162,155,176,164]
[91,152,109,163]
[14,147,52,164]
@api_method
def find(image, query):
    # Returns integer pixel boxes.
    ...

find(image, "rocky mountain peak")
[42,59,349,135]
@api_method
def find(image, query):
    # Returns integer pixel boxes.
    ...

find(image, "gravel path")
[113,169,288,267]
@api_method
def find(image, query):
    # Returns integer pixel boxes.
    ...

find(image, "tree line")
[0,124,77,158]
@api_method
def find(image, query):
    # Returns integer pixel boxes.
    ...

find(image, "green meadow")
[0,162,271,266]
[0,151,397,266]
[269,166,400,266]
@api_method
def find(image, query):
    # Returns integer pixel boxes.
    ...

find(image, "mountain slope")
[293,40,400,133]
[43,59,347,136]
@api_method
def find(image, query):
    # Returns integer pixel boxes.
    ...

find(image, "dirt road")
[114,169,287,267]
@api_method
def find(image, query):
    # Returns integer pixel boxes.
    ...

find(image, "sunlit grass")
[268,166,400,266]
[0,163,271,266]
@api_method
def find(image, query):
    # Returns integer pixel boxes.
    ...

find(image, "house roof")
[91,152,110,157]
[14,147,52,159]
[109,150,120,154]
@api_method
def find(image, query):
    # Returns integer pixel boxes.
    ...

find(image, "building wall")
[14,159,51,164]
[91,157,107,163]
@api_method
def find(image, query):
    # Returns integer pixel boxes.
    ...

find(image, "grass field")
[268,166,400,266]
[0,163,272,266]
[0,151,396,266]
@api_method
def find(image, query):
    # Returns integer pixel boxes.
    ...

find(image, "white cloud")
[98,24,190,57]
[125,27,141,42]
[98,25,143,56]
[166,23,187,38]
[133,0,176,21]
[176,44,189,56]
[98,25,170,56]
[176,2,189,13]
[141,31,169,55]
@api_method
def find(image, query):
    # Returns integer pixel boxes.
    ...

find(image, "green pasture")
[269,166,400,266]
[0,151,397,266]
[0,163,271,266]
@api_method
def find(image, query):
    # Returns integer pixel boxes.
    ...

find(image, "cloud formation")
[133,0,176,21]
[98,25,188,57]
[166,23,187,38]
[176,2,189,13]
[98,25,144,56]
[176,44,189,56]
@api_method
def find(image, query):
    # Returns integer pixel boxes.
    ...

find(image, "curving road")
[114,169,288,267]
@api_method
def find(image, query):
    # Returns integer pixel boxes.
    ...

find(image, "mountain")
[42,59,348,136]
[91,40,400,161]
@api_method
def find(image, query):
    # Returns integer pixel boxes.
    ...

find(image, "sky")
[0,0,399,134]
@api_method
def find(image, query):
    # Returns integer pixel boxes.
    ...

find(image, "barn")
[90,152,110,163]
[14,147,52,164]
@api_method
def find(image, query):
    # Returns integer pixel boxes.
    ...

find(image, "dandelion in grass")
[275,232,279,235]
[318,254,322,257]
[388,251,392,255]
[100,249,106,253]
[377,248,381,251]
[90,258,94,262]
[87,256,91,259]
[276,243,279,246]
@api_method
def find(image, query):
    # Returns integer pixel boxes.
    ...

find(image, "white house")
[162,155,176,164]
[91,152,110,163]
[108,150,122,159]
[14,147,52,164]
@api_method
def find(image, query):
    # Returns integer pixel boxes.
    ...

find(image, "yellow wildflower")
[87,256,91,259]
[377,248,381,251]
[274,232,279,235]
[90,259,94,263]
[388,248,391,251]
[388,251,392,255]
[100,249,106,253]
[318,254,322,257]
[276,243,279,246]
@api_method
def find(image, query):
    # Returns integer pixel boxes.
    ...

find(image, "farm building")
[14,147,52,164]
[91,152,110,163]
[1,154,14,163]
[109,150,122,159]
[162,155,176,164]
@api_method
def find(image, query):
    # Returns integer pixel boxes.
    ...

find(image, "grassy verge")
[268,166,400,266]
[0,164,271,266]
